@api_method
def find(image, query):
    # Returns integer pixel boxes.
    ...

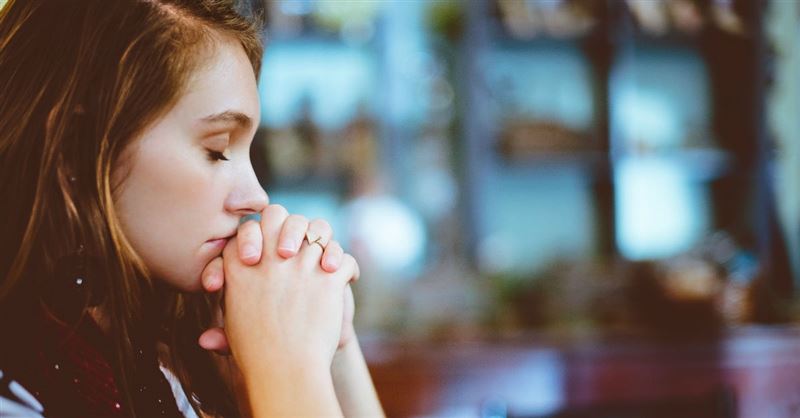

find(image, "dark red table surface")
[361,327,800,418]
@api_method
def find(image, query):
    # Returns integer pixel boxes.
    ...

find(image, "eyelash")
[206,150,229,162]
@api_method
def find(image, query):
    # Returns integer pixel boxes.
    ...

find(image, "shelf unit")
[252,0,791,297]
[458,0,787,289]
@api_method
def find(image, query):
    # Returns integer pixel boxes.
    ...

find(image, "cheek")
[115,146,225,288]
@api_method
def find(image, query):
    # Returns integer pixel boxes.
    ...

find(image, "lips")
[205,228,237,252]
[208,227,238,243]
[206,237,229,251]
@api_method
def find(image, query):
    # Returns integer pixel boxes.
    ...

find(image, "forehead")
[172,36,261,129]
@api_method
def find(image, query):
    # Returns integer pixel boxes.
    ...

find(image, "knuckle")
[241,221,260,237]
[266,204,289,218]
[328,240,342,252]
[202,265,213,279]
[310,218,332,233]
[238,229,256,245]
[286,214,309,228]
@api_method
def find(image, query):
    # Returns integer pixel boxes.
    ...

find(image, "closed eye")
[206,149,229,162]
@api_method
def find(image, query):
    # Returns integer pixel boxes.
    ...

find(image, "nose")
[225,163,269,216]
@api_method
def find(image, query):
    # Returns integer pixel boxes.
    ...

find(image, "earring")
[39,245,106,323]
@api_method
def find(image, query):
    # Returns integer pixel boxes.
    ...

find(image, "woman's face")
[114,37,267,291]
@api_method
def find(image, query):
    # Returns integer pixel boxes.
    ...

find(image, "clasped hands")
[196,204,358,366]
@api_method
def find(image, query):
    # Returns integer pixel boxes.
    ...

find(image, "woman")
[0,0,384,416]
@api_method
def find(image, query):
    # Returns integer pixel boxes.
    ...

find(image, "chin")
[155,268,206,293]
[180,280,205,293]
[182,270,207,293]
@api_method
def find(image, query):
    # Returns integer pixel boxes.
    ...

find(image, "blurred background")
[244,0,799,416]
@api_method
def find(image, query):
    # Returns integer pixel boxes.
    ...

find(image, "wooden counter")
[362,327,800,418]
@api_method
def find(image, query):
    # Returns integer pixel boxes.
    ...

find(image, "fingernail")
[242,244,258,259]
[278,239,298,254]
[325,256,340,270]
[209,274,222,289]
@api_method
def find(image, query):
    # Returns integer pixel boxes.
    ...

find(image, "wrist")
[331,333,365,385]
[332,335,358,367]
[244,356,342,417]
[240,349,329,386]
[329,334,387,418]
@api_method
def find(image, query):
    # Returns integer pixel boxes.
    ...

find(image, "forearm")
[244,358,343,418]
[331,335,385,417]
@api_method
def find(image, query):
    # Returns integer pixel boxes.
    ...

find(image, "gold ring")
[305,232,326,251]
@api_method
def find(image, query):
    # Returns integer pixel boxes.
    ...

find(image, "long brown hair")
[0,0,262,416]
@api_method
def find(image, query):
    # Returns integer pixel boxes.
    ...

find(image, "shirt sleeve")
[158,364,199,418]
[0,368,46,417]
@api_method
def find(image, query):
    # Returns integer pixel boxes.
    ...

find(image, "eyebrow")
[199,110,253,130]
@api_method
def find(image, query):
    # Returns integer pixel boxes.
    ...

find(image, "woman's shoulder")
[0,301,46,377]
[0,310,48,417]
